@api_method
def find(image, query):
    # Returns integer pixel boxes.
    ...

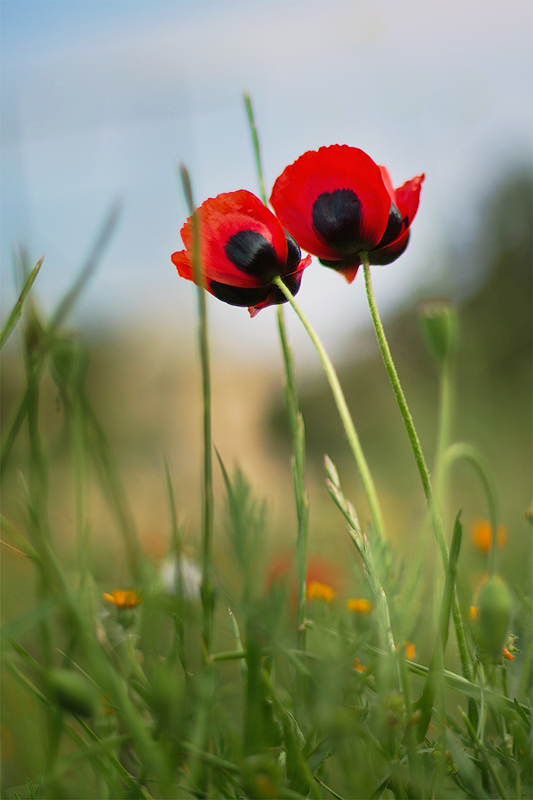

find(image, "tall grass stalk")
[179,165,215,660]
[244,92,310,648]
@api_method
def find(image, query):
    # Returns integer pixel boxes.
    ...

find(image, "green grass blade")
[0,255,44,349]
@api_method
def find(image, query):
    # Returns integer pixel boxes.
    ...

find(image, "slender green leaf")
[0,255,44,349]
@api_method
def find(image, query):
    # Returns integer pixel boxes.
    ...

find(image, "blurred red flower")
[270,145,424,283]
[266,553,344,604]
[172,190,311,316]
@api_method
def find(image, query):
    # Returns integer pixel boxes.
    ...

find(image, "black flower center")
[312,188,364,255]
[224,229,279,282]
[374,203,406,249]
[284,230,302,271]
[209,282,270,307]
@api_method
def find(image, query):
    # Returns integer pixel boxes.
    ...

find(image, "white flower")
[160,555,201,600]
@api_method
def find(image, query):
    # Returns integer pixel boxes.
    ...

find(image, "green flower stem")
[180,165,214,659]
[362,260,472,680]
[273,277,386,542]
[362,262,432,504]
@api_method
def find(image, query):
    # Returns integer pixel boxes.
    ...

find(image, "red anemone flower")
[171,189,311,316]
[270,145,424,283]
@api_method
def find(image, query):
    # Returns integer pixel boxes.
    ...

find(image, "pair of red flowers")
[172,145,425,316]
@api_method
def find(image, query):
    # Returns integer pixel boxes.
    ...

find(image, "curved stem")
[442,442,500,575]
[362,260,472,680]
[273,277,386,542]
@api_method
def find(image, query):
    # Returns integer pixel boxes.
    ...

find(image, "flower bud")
[44,668,98,717]
[475,575,513,663]
[419,299,457,365]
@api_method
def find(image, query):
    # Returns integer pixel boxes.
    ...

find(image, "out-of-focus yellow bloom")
[103,589,143,609]
[353,657,367,673]
[307,581,334,603]
[502,646,515,661]
[470,605,479,621]
[471,519,507,553]
[347,598,373,614]
[398,641,416,661]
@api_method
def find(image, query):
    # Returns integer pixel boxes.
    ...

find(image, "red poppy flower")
[171,189,312,316]
[270,145,424,283]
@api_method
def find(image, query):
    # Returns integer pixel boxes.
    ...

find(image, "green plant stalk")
[163,457,188,674]
[180,165,214,659]
[273,277,387,542]
[362,260,471,680]
[244,92,310,648]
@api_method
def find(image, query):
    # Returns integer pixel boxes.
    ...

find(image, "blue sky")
[1,0,532,363]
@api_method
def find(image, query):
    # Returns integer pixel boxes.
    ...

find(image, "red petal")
[369,230,410,265]
[180,190,288,288]
[394,173,425,225]
[171,250,193,281]
[375,168,424,251]
[339,263,360,283]
[270,145,391,259]
[378,166,396,202]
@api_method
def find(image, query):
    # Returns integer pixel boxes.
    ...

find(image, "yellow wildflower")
[398,641,416,661]
[353,657,367,673]
[347,598,373,614]
[470,605,479,621]
[502,646,515,661]
[307,581,334,603]
[103,589,143,609]
[471,519,507,553]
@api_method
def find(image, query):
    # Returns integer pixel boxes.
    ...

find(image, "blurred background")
[1,1,532,591]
